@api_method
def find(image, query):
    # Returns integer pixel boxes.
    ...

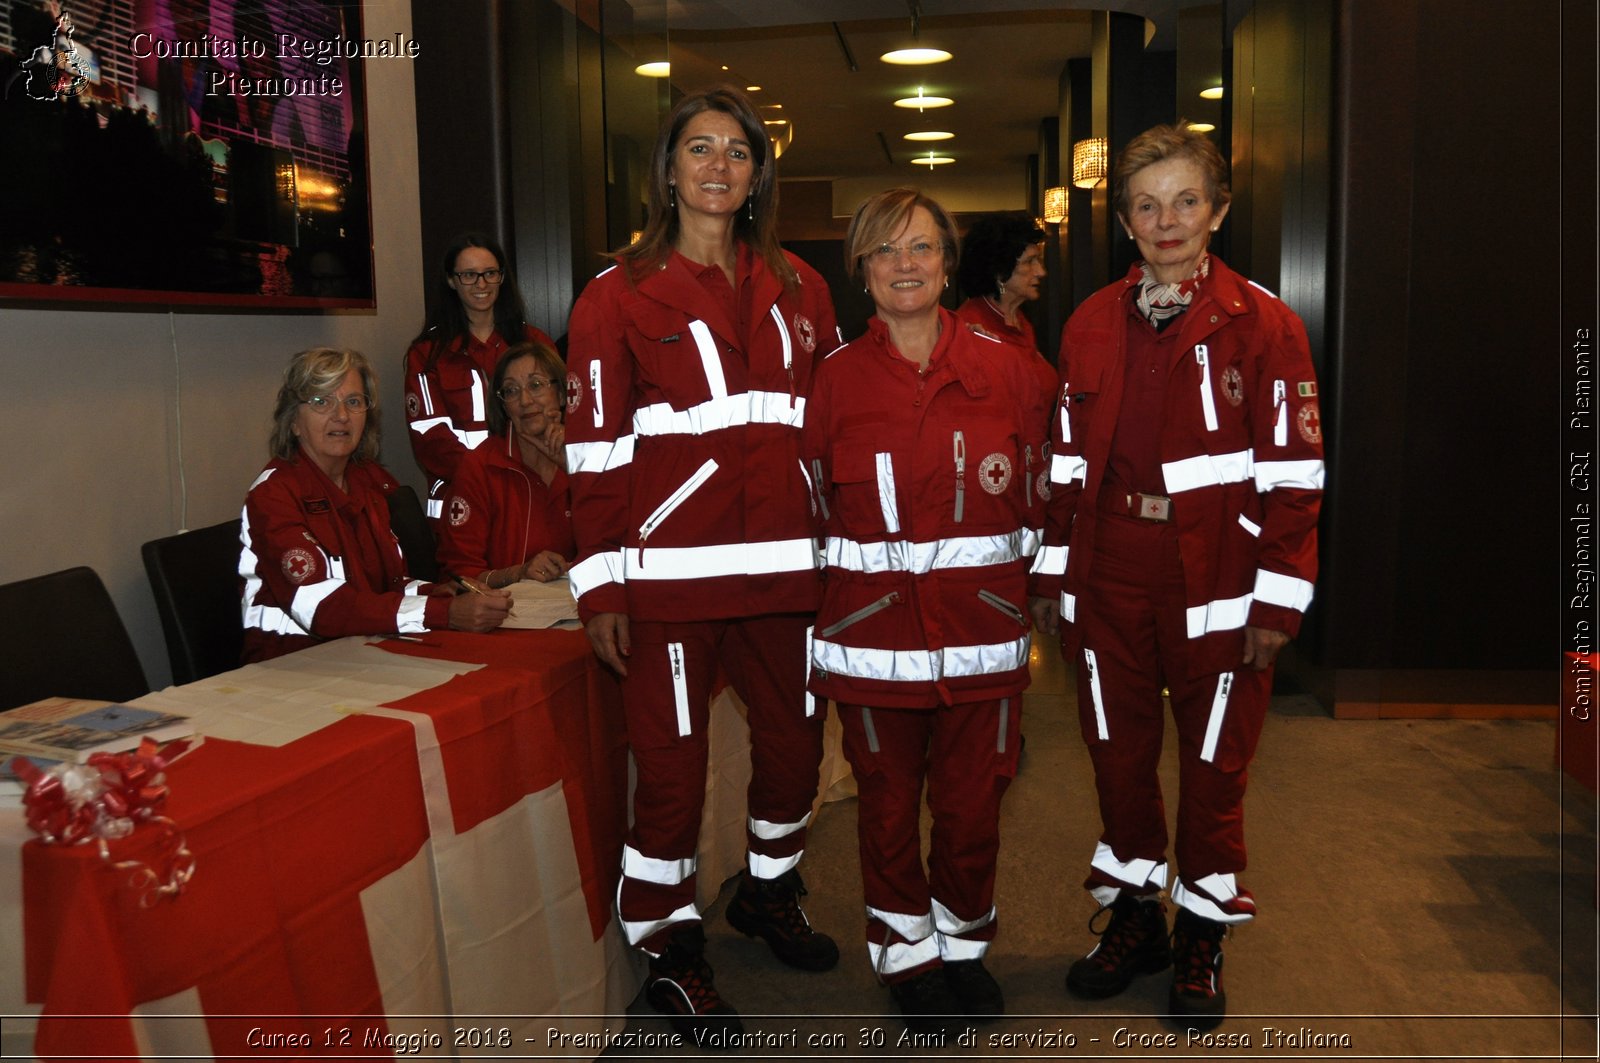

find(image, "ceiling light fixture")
[881,1,952,66]
[1186,121,1217,133]
[903,130,953,141]
[746,85,762,92]
[894,90,953,111]
[634,61,670,78]
[1043,186,1068,225]
[1072,137,1108,189]
[915,151,954,168]
[1199,85,1225,100]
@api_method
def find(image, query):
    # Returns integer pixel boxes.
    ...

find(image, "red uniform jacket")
[1032,257,1324,677]
[802,312,1052,709]
[240,455,450,662]
[435,432,575,578]
[404,322,556,516]
[954,296,1058,404]
[564,248,840,623]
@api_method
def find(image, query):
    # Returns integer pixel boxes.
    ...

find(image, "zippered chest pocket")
[637,459,719,557]
[829,445,896,537]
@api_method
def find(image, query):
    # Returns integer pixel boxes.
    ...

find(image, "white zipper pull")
[1195,344,1218,432]
[1024,444,1034,504]
[953,430,967,523]
[1059,381,1073,444]
[1273,379,1288,446]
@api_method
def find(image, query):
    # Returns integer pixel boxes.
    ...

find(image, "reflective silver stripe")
[868,906,933,942]
[1186,593,1253,638]
[286,573,342,631]
[567,435,636,475]
[1195,344,1218,431]
[803,624,818,718]
[1273,379,1288,446]
[469,371,486,422]
[619,899,701,950]
[451,427,489,450]
[825,529,1039,575]
[811,459,831,519]
[589,360,603,428]
[403,580,427,594]
[1090,840,1167,890]
[624,538,817,581]
[409,415,452,436]
[1060,590,1077,623]
[1051,452,1087,484]
[933,898,996,937]
[1162,448,1254,495]
[810,635,1029,683]
[1172,872,1255,924]
[1059,402,1072,445]
[1083,648,1108,740]
[875,452,900,534]
[1255,458,1325,491]
[623,844,696,886]
[939,934,990,961]
[569,549,625,598]
[394,595,430,634]
[632,391,805,436]
[769,304,792,372]
[1255,569,1315,612]
[996,698,1008,754]
[1199,671,1233,763]
[868,934,941,977]
[688,319,729,399]
[1031,543,1068,577]
[1237,513,1262,537]
[426,498,443,519]
[749,851,804,877]
[861,706,879,753]
[669,642,690,737]
[797,459,816,514]
[749,811,812,841]
[639,460,718,540]
[416,376,436,417]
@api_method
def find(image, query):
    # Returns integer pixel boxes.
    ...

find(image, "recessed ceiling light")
[1199,85,1225,100]
[746,85,762,92]
[894,93,954,110]
[915,153,955,167]
[1186,121,1216,133]
[764,119,789,126]
[903,130,954,141]
[881,48,952,65]
[720,65,729,71]
[635,61,670,77]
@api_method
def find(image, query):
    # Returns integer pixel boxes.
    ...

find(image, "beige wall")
[0,3,425,690]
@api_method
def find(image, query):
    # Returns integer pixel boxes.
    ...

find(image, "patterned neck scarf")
[1135,253,1209,329]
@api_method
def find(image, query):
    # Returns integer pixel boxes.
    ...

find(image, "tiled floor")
[603,646,1598,1060]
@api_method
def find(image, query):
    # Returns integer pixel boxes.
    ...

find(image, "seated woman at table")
[435,341,575,587]
[240,347,511,663]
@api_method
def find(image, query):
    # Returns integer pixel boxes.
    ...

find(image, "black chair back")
[141,519,244,685]
[389,484,439,582]
[0,566,149,711]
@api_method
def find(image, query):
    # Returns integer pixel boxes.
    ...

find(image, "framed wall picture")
[0,0,387,309]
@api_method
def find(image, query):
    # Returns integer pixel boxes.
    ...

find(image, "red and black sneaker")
[726,869,840,971]
[645,924,743,1045]
[1167,907,1228,1029]
[1065,893,1171,999]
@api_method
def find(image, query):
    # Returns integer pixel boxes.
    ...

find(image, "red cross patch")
[405,392,420,418]
[1035,470,1051,501]
[1220,365,1245,407]
[793,312,817,353]
[1297,401,1322,445]
[282,547,318,585]
[447,496,472,527]
[565,371,583,416]
[979,452,1013,495]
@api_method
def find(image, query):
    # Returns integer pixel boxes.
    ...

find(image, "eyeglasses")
[453,268,505,285]
[497,377,554,402]
[301,394,369,415]
[868,241,944,263]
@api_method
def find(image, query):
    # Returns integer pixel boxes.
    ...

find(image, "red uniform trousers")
[1073,500,1269,925]
[839,696,1022,982]
[618,613,825,955]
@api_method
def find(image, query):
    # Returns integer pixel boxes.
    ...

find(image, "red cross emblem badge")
[405,392,420,418]
[979,452,1013,495]
[1035,470,1051,501]
[565,371,583,416]
[282,547,318,585]
[1220,365,1245,407]
[1297,402,1322,445]
[793,313,817,353]
[447,496,471,527]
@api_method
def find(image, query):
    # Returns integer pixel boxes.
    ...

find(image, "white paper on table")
[500,577,580,629]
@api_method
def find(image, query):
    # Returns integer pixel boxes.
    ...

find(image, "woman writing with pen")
[240,348,510,664]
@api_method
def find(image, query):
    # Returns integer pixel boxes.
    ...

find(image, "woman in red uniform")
[1032,124,1324,1028]
[403,233,556,522]
[240,348,509,663]
[955,214,1058,411]
[804,189,1050,1031]
[436,341,574,587]
[564,87,842,1039]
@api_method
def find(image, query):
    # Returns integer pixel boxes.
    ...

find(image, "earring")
[746,197,754,222]
[668,184,676,209]
[944,277,950,289]
[997,279,1006,300]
